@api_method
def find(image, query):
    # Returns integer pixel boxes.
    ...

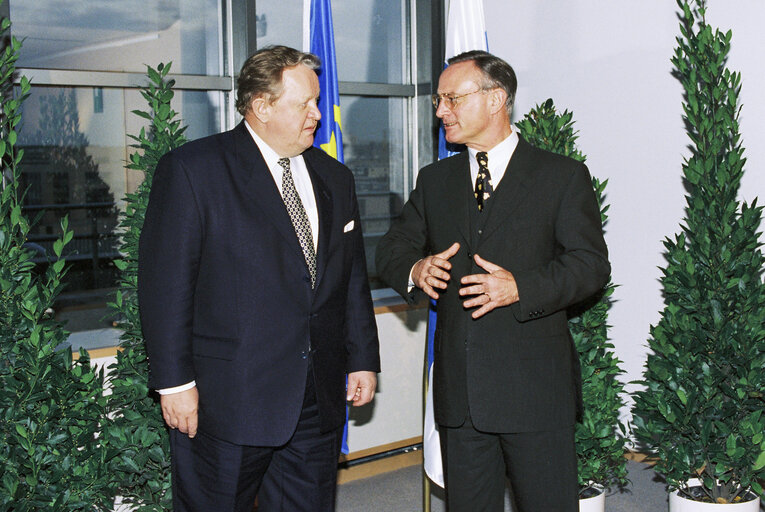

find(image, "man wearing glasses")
[376,50,609,512]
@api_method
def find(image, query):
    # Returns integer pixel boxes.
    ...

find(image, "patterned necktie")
[278,157,317,288]
[475,151,493,211]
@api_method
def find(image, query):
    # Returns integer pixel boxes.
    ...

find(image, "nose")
[435,99,450,119]
[309,101,321,120]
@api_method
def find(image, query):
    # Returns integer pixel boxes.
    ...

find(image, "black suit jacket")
[376,136,609,433]
[138,122,380,446]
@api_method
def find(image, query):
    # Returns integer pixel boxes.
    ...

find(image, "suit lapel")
[440,152,473,249]
[477,136,537,243]
[303,149,333,291]
[232,122,307,267]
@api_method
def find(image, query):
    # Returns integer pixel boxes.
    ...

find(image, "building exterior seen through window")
[10,0,437,332]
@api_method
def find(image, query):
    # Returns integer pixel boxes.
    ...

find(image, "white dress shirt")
[244,120,320,249]
[159,121,320,395]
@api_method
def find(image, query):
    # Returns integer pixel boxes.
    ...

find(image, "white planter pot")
[579,484,605,512]
[669,479,761,511]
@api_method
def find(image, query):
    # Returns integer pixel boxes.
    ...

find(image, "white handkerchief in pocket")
[343,220,355,233]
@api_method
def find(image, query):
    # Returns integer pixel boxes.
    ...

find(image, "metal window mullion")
[15,68,233,92]
[338,81,414,98]
[406,0,419,203]
[224,0,238,129]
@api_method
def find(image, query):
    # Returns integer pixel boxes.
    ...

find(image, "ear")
[488,88,507,116]
[251,96,271,124]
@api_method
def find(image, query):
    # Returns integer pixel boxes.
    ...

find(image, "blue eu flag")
[308,0,344,163]
[305,0,349,454]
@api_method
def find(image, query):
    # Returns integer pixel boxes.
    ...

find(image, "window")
[11,0,231,331]
[10,0,224,75]
[10,0,440,332]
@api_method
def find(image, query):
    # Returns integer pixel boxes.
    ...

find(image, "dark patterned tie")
[474,151,493,211]
[278,157,317,288]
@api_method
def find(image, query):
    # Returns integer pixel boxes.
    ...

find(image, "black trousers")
[440,416,578,512]
[169,373,343,512]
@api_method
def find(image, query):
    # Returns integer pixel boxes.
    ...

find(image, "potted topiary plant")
[632,1,765,509]
[105,62,187,510]
[517,99,629,512]
[0,12,115,510]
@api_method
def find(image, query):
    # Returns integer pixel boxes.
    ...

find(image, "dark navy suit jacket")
[138,121,380,446]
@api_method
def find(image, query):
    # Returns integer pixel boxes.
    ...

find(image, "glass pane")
[17,86,221,330]
[333,0,405,83]
[10,0,223,75]
[341,95,407,288]
[254,0,303,53]
[255,0,406,84]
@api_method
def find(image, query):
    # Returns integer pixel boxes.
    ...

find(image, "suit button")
[478,229,483,235]
[301,351,308,359]
[467,252,472,259]
[528,312,534,318]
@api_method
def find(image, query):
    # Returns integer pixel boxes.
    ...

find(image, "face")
[257,64,321,157]
[436,61,494,149]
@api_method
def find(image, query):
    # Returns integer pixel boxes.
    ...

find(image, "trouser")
[169,372,343,512]
[440,415,578,512]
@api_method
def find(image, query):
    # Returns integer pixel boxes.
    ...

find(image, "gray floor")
[337,460,765,511]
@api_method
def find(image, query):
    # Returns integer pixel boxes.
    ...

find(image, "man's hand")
[460,254,519,319]
[412,242,461,300]
[346,371,377,407]
[160,386,199,438]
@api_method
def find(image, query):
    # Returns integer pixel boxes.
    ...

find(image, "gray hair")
[448,50,517,118]
[235,45,320,116]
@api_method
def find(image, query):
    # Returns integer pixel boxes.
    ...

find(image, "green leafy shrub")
[517,99,628,495]
[0,15,114,511]
[105,63,187,510]
[632,0,765,503]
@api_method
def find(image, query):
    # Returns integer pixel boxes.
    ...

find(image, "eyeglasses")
[431,89,486,110]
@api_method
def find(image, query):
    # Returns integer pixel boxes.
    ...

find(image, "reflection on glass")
[255,0,406,84]
[341,95,407,287]
[10,0,223,75]
[17,86,221,296]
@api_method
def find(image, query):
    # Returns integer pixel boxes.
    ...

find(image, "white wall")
[482,0,765,419]
[346,308,428,452]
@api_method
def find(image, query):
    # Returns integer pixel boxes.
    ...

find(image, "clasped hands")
[412,242,519,319]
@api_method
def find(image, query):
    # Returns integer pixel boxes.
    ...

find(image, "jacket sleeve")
[375,171,430,304]
[138,152,203,389]
[511,163,610,322]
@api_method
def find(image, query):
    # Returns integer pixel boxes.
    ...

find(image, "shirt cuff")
[157,381,196,395]
[407,261,419,293]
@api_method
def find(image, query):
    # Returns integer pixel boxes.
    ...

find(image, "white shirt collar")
[467,129,520,187]
[244,119,283,169]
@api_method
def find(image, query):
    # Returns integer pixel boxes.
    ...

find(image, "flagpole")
[423,350,430,512]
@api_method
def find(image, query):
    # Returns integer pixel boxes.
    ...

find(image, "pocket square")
[343,220,355,233]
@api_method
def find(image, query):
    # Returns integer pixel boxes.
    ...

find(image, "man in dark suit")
[138,45,380,512]
[376,50,609,512]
